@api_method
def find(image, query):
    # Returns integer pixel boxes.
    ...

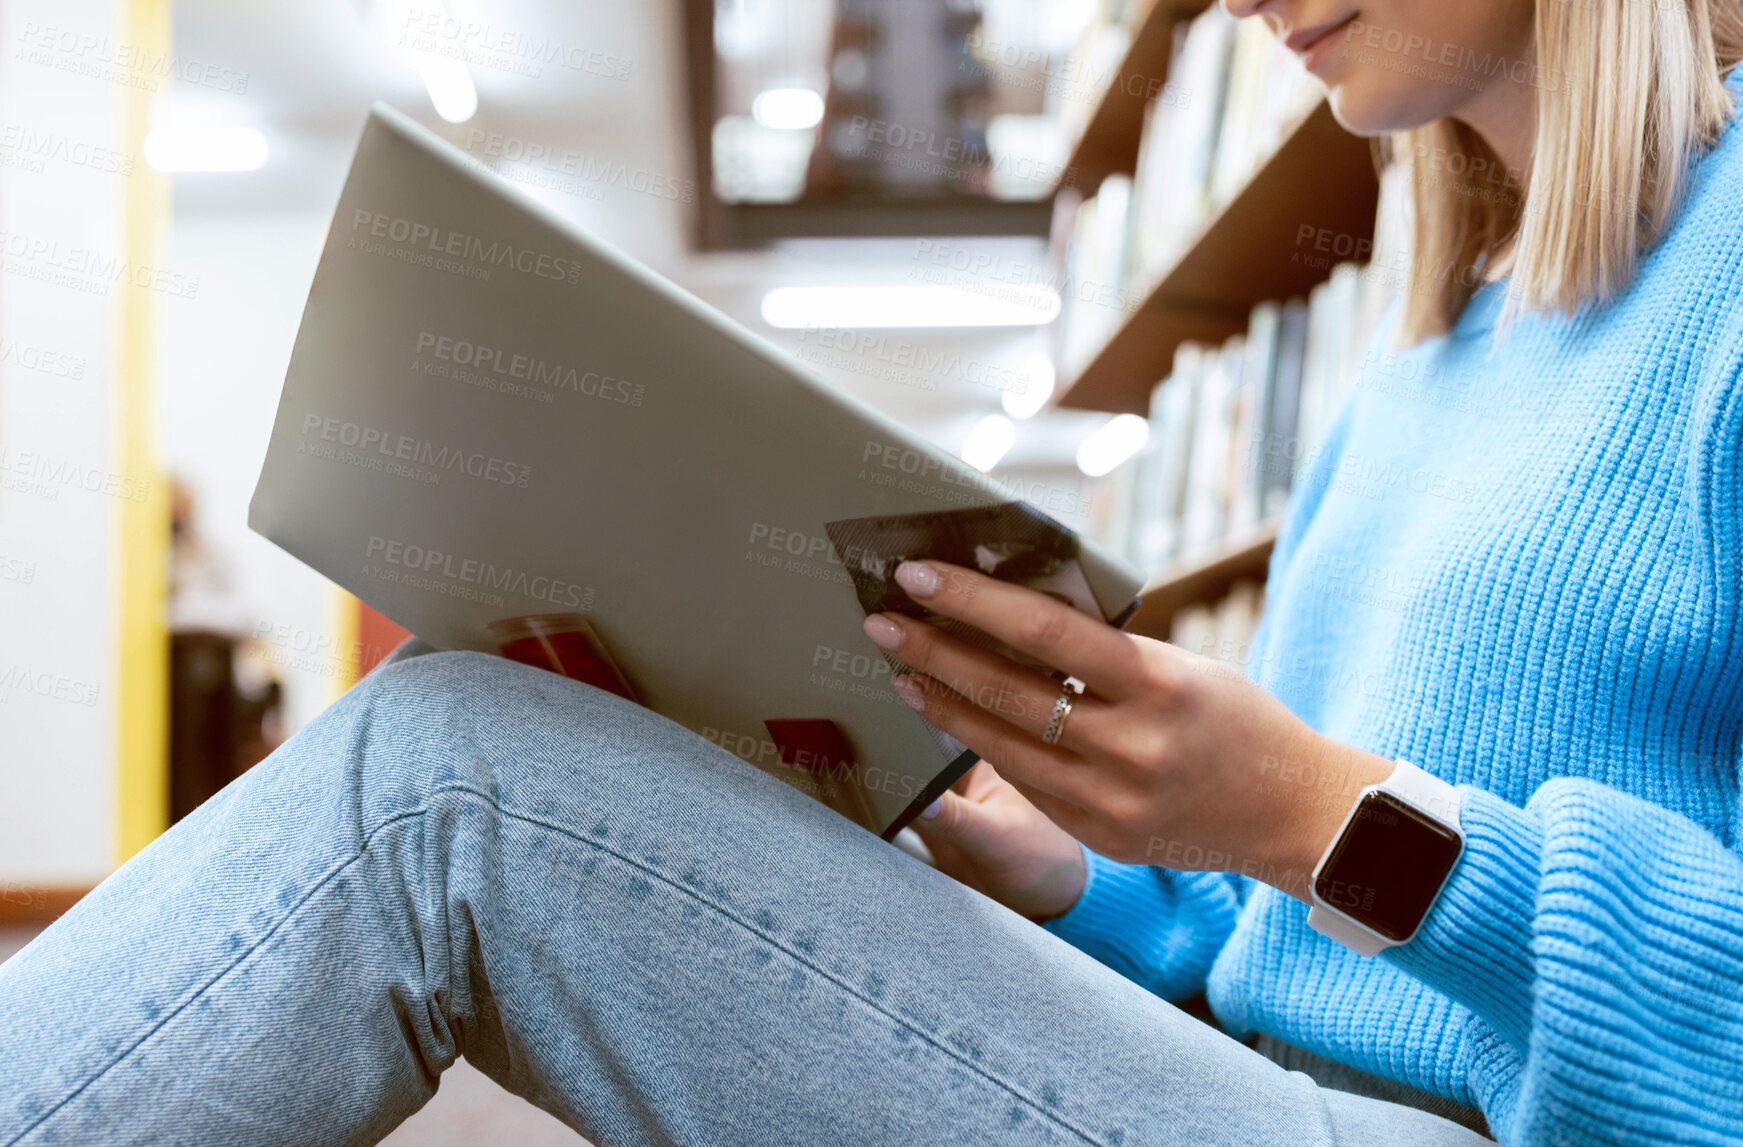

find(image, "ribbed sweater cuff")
[1043,846,1169,948]
[1387,787,1541,1051]
[1041,847,1233,1000]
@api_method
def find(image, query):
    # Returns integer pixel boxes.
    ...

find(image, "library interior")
[5,0,1743,1143]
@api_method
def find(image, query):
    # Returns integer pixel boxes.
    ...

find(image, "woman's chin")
[1322,84,1426,139]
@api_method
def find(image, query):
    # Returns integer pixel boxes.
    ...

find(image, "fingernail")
[893,675,926,711]
[895,561,941,598]
[920,798,942,819]
[863,614,904,651]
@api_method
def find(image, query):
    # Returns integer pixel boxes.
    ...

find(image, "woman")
[5,0,1742,1142]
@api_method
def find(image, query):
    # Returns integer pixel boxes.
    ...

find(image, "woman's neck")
[1468,105,1536,184]
[1455,79,1536,285]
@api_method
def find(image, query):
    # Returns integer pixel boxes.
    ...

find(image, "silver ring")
[1041,683,1077,745]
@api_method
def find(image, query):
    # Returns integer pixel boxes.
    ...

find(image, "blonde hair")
[1387,0,1743,344]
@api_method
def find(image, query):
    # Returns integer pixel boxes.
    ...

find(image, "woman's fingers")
[997,773,1092,843]
[914,780,1081,863]
[893,671,1102,811]
[912,789,978,838]
[864,611,1116,750]
[954,760,1002,801]
[889,560,1148,700]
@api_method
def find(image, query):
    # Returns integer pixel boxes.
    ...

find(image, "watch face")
[1314,790,1463,942]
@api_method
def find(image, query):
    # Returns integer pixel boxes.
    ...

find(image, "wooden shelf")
[1060,99,1381,414]
[0,884,90,927]
[1124,519,1281,639]
[1061,0,1213,193]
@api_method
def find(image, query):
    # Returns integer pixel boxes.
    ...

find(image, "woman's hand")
[907,761,1088,922]
[866,559,1395,903]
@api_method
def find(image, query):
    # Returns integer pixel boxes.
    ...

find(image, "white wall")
[160,211,353,735]
[0,0,126,883]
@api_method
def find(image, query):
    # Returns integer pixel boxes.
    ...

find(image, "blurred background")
[0,0,1397,1138]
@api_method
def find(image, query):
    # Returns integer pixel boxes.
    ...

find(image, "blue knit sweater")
[1044,67,1743,1145]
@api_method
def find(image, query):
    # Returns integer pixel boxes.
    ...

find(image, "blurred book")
[1057,174,1135,377]
[1143,6,1237,280]
[1230,301,1280,536]
[1130,342,1202,572]
[1181,334,1244,555]
[1261,298,1311,520]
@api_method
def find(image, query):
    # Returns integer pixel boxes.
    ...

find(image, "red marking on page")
[488,613,638,703]
[764,719,855,775]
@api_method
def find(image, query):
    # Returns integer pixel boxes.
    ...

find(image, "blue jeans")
[0,646,1489,1145]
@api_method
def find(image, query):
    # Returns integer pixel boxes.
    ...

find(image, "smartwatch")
[1307,759,1464,955]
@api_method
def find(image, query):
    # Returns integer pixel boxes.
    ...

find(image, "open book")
[250,105,1143,840]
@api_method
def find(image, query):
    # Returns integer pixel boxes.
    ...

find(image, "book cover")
[248,105,1145,841]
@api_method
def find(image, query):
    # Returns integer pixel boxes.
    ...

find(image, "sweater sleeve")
[1386,781,1743,1145]
[1040,846,1243,1002]
[1387,251,1743,1143]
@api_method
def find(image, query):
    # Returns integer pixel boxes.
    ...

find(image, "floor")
[0,926,592,1145]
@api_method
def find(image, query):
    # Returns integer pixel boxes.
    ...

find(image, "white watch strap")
[1306,759,1463,955]
[1377,759,1462,826]
[1307,903,1394,956]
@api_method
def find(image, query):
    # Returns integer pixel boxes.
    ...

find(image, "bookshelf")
[1127,519,1281,640]
[1059,98,1380,414]
[1048,2,1385,635]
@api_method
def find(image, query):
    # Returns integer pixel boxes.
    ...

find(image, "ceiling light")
[752,88,826,130]
[143,127,268,172]
[1002,353,1057,418]
[416,55,478,124]
[1076,413,1149,477]
[961,414,1016,472]
[761,284,1060,329]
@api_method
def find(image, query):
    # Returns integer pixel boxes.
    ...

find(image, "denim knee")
[339,650,580,816]
[368,646,528,697]
[339,646,682,819]
[363,646,634,715]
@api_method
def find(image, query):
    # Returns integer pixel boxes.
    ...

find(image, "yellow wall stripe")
[332,588,363,699]
[114,0,171,864]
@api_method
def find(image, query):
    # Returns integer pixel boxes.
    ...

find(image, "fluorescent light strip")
[416,54,478,124]
[752,88,825,130]
[1002,353,1057,419]
[961,414,1016,472]
[762,285,1061,329]
[1077,413,1149,477]
[143,127,268,173]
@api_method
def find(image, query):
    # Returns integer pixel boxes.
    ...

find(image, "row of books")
[1051,0,1156,150]
[1054,6,1320,375]
[1085,258,1395,576]
[1170,579,1264,670]
[1130,7,1319,289]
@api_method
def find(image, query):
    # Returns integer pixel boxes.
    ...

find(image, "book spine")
[1262,298,1311,519]
[1234,301,1281,534]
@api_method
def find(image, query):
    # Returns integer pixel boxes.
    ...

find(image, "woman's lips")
[1285,12,1358,73]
